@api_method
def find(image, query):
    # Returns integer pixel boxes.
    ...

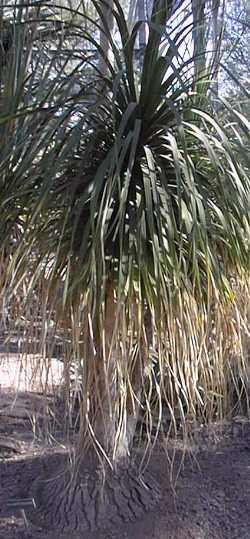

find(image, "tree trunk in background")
[128,0,137,29]
[99,0,114,76]
[138,0,147,49]
[211,0,222,104]
[191,0,206,85]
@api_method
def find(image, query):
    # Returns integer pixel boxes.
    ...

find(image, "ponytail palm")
[2,0,250,532]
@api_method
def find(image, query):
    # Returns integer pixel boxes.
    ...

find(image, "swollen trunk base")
[28,461,161,533]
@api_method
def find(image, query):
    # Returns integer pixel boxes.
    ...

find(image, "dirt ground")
[0,356,250,539]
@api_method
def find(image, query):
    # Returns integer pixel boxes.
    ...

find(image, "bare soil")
[0,357,250,538]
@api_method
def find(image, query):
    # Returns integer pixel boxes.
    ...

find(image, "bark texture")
[28,459,160,532]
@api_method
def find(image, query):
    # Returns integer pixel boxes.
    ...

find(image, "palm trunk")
[28,284,160,532]
[86,282,149,466]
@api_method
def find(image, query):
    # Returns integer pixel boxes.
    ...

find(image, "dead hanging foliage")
[3,265,250,468]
